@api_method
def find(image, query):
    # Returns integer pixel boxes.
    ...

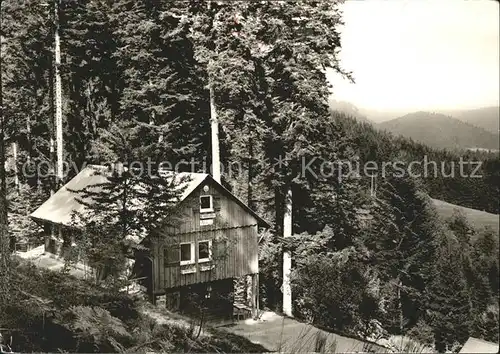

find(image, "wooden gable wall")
[165,181,259,234]
[151,180,259,292]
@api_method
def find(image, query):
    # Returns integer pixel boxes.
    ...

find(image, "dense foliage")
[0,262,266,352]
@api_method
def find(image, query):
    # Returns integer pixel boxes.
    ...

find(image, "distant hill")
[377,111,499,151]
[444,106,499,134]
[328,99,372,124]
[432,198,499,236]
[335,113,499,214]
[356,108,406,124]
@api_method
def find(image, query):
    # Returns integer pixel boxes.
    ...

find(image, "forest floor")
[16,246,211,337]
[218,311,389,353]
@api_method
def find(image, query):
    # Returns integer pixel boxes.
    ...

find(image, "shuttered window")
[213,238,228,261]
[164,244,180,266]
[213,195,221,212]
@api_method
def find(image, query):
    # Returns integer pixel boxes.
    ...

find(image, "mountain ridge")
[376,111,499,151]
[440,106,499,134]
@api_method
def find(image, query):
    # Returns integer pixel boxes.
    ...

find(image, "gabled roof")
[30,165,269,229]
[30,165,110,226]
[459,337,499,353]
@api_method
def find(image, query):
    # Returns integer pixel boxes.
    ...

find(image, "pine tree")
[467,227,499,339]
[188,1,360,233]
[427,231,471,352]
[188,1,270,197]
[110,0,209,167]
[59,0,122,169]
[472,227,499,296]
[446,210,475,248]
[1,0,53,184]
[361,173,442,334]
[69,122,187,284]
[187,1,363,314]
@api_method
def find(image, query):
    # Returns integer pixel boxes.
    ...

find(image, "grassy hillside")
[377,111,499,151]
[432,198,499,234]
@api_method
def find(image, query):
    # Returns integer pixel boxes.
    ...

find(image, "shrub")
[64,306,132,352]
[13,263,140,322]
[4,262,268,353]
[406,319,435,349]
[292,252,380,336]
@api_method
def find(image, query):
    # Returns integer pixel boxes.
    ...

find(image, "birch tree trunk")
[49,0,63,246]
[207,0,221,184]
[283,187,292,316]
[209,79,220,183]
[54,0,63,186]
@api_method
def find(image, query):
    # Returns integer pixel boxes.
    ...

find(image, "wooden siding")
[152,179,260,293]
[153,225,258,291]
[165,181,259,234]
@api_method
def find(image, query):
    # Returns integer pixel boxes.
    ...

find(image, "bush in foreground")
[1,262,267,353]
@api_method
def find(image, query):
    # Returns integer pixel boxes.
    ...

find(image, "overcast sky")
[327,0,500,113]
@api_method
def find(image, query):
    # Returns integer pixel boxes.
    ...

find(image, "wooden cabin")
[30,165,269,322]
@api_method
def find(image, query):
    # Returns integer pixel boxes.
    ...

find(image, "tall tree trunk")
[26,114,33,167]
[282,187,292,316]
[0,0,11,300]
[247,136,254,209]
[11,142,18,193]
[209,83,220,183]
[207,0,221,184]
[370,174,374,198]
[48,0,63,247]
[397,277,403,334]
[54,0,63,186]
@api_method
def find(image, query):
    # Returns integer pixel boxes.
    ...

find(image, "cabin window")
[198,240,212,263]
[200,195,213,213]
[180,242,195,265]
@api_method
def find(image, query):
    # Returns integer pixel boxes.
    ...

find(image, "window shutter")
[213,238,228,260]
[164,244,180,266]
[213,195,222,212]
